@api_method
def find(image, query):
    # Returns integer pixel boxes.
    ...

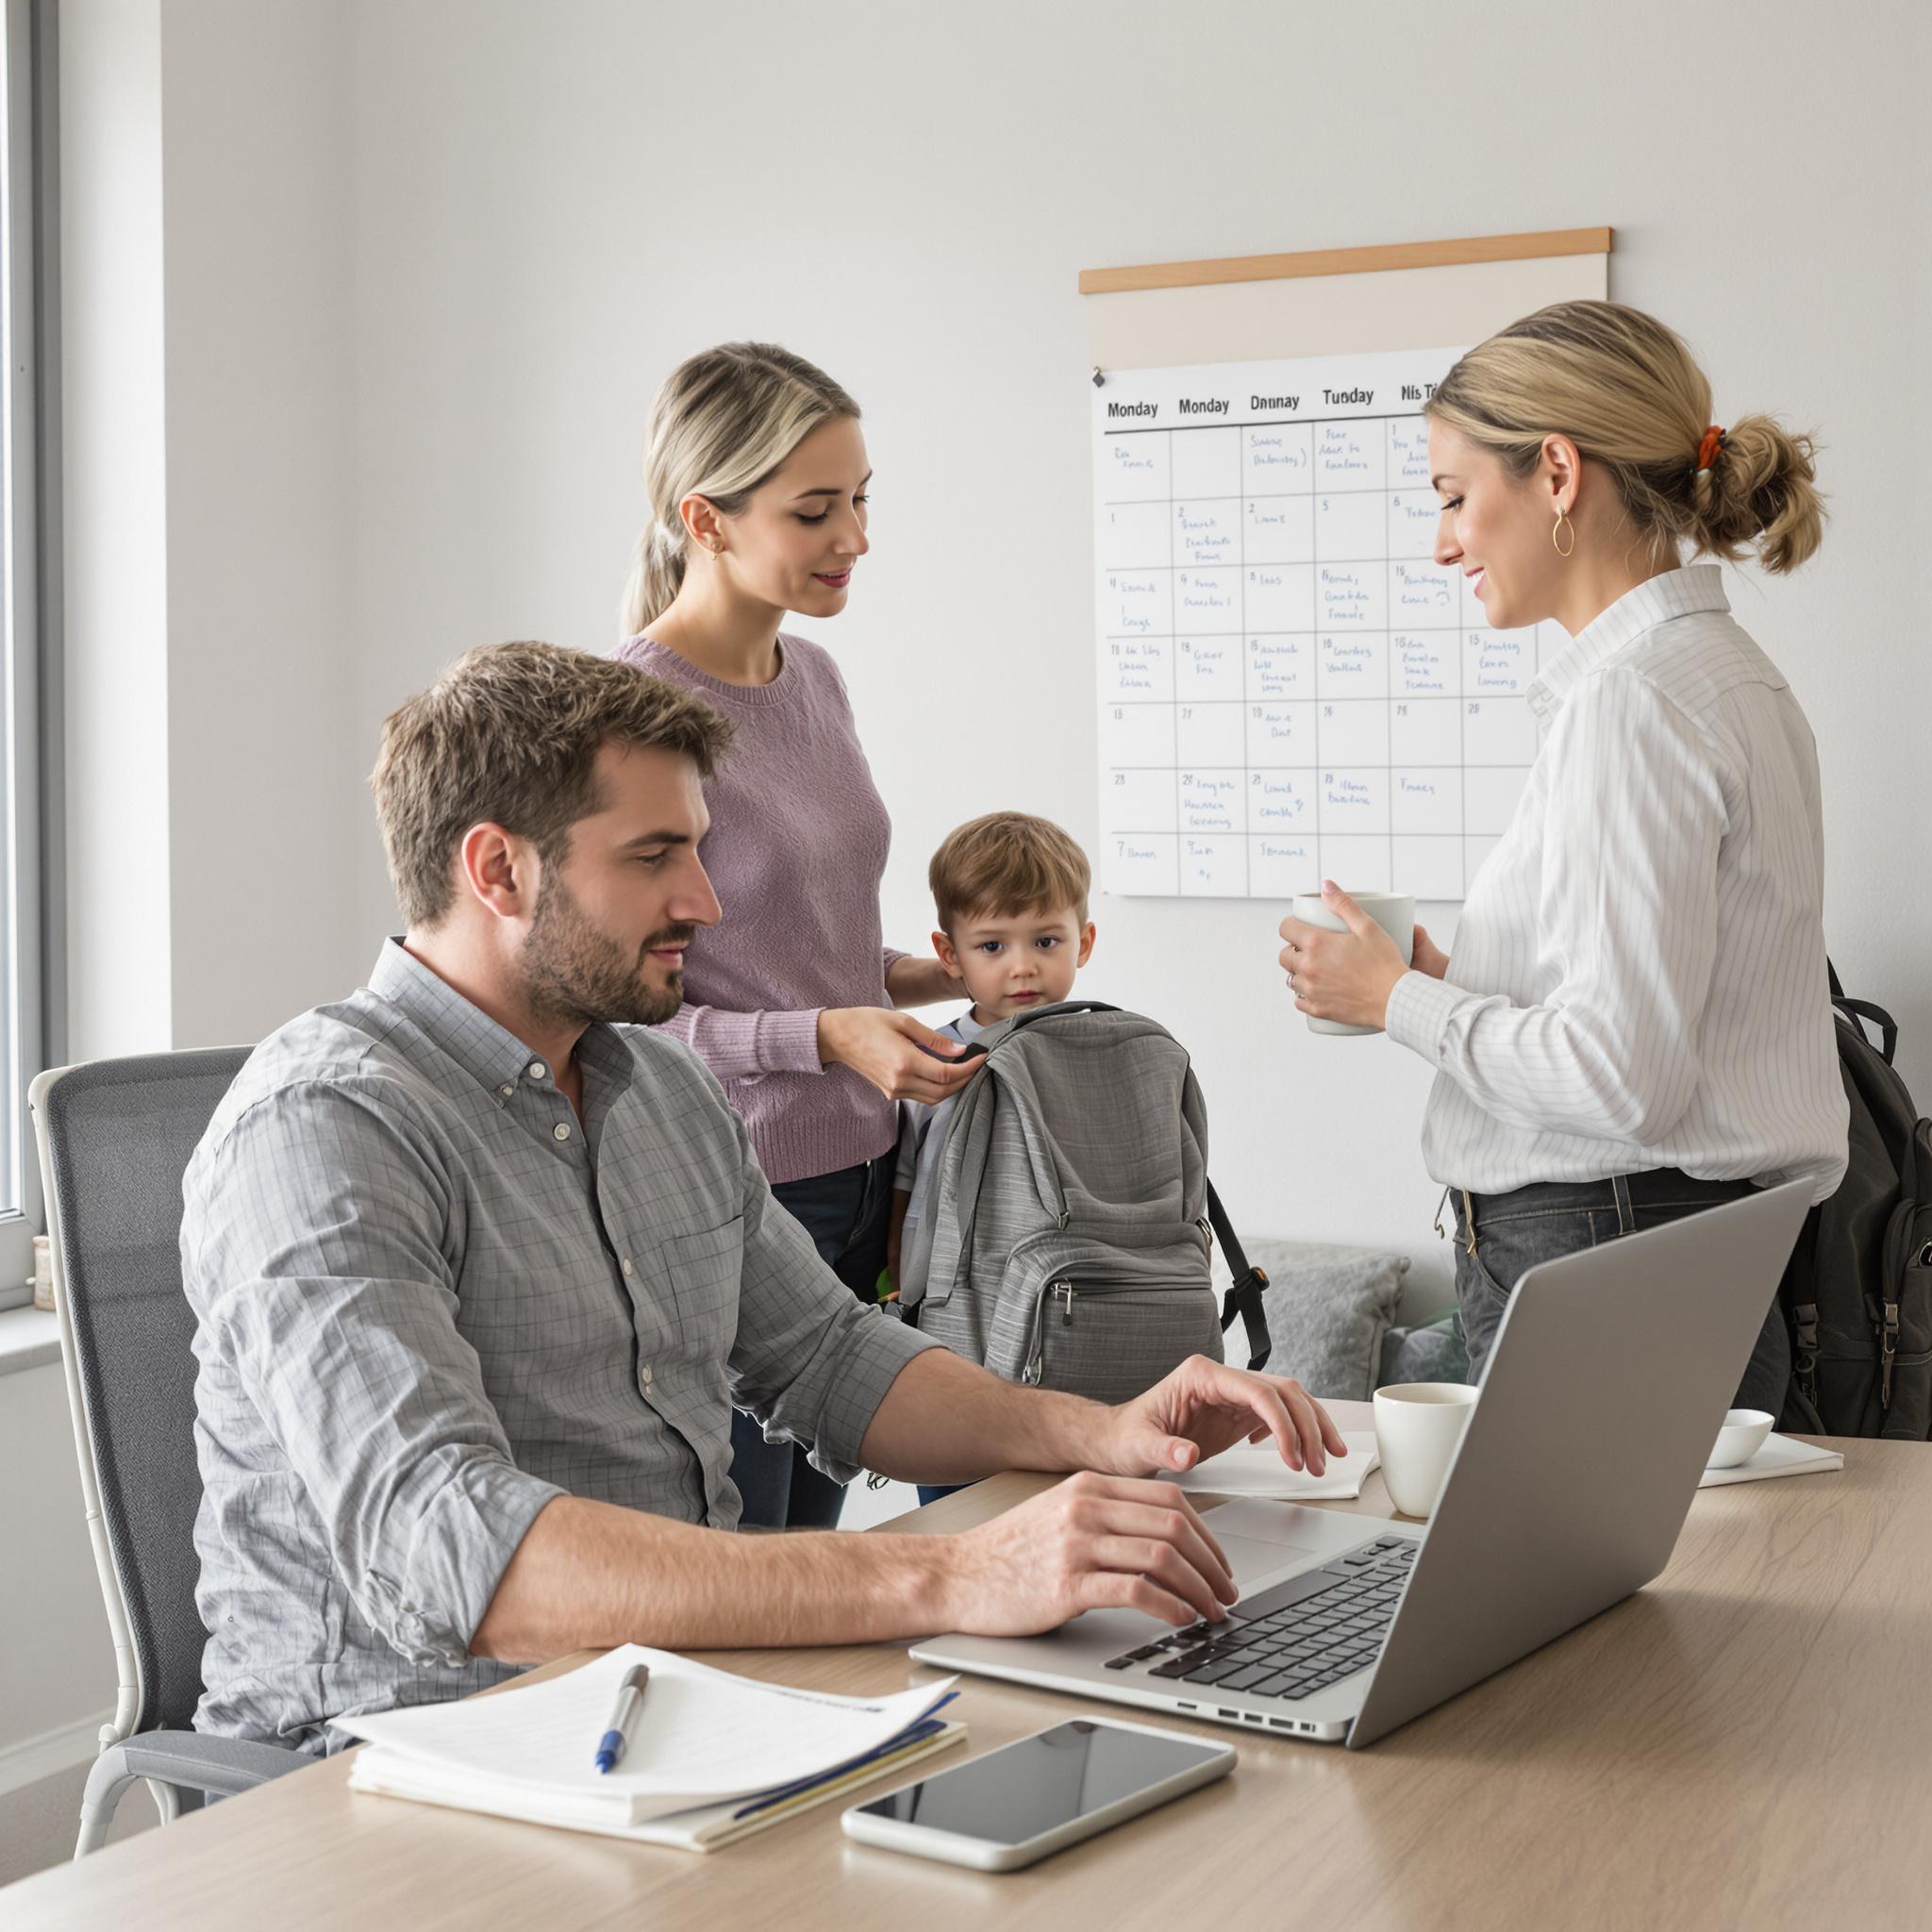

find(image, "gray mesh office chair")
[29,1050,308,1857]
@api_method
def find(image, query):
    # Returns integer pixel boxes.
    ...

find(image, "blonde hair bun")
[1426,301,1825,577]
[1692,413,1824,576]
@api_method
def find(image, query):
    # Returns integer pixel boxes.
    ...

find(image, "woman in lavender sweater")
[616,342,976,1530]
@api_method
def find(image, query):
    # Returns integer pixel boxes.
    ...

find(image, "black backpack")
[1778,965,1932,1439]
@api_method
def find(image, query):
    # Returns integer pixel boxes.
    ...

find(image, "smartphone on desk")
[841,1715,1235,1872]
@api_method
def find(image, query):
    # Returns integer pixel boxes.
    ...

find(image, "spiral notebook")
[339,1646,964,1852]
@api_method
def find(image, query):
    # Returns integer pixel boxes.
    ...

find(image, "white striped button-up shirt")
[1385,564,1849,1200]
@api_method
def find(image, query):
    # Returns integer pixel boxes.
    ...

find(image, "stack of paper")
[1697,1432,1845,1489]
[340,1646,963,1852]
[1175,1430,1381,1500]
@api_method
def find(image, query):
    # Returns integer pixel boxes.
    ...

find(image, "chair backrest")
[31,1048,252,1739]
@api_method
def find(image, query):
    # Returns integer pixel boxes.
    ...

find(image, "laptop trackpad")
[1215,1532,1322,1588]
[1200,1499,1369,1587]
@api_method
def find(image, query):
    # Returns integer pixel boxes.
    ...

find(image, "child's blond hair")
[929,812,1091,933]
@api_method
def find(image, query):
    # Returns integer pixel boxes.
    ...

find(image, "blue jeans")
[1450,1171,1792,1416]
[728,1153,894,1531]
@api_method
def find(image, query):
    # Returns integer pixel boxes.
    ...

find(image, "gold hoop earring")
[1551,508,1575,558]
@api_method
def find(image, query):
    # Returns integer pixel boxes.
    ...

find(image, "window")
[0,0,52,1310]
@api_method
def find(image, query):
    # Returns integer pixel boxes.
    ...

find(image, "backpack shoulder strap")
[1205,1179,1272,1373]
[1827,956,1898,1064]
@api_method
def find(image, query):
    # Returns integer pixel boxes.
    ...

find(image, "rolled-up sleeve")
[724,1117,940,1481]
[185,1083,562,1667]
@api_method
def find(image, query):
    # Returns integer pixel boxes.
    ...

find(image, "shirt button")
[498,1084,513,1099]
[621,1257,634,1277]
[553,1122,571,1141]
[528,1060,548,1081]
[640,1364,654,1389]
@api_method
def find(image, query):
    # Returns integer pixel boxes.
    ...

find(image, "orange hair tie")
[1696,424,1726,473]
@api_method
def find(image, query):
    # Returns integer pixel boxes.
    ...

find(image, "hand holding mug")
[1278,882,1414,1034]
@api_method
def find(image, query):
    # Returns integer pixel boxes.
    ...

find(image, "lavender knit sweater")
[614,632,904,1186]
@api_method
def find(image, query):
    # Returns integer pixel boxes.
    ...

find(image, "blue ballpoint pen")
[593,1663,651,1774]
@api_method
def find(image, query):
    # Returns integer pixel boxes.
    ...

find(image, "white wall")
[14,0,1929,1782]
[0,1360,112,1794]
[156,0,363,1051]
[60,0,366,1066]
[341,0,1931,1307]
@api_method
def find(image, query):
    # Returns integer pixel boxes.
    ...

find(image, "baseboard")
[0,1709,113,1799]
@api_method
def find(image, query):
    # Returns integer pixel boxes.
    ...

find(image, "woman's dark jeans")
[728,1153,894,1530]
[1451,1171,1793,1415]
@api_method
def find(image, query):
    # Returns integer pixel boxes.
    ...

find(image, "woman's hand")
[1276,880,1412,1031]
[818,1007,981,1104]
[1411,925,1450,980]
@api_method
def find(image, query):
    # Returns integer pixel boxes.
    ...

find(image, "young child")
[888,810,1097,1298]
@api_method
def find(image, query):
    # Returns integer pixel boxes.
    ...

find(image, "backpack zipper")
[1022,1281,1065,1385]
[1022,1275,1212,1383]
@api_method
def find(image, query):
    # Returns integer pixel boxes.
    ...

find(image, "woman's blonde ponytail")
[619,343,861,637]
[620,521,689,640]
[1689,414,1824,576]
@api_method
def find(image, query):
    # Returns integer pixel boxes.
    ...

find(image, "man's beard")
[519,871,693,1029]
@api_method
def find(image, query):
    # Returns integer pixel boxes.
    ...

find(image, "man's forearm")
[470,1493,955,1664]
[858,1346,1109,1485]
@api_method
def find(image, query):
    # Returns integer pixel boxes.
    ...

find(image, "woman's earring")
[1551,508,1575,558]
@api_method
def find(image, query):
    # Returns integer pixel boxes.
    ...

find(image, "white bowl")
[1707,1408,1774,1469]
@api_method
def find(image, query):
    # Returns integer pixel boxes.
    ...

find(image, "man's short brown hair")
[371,641,734,926]
[928,811,1091,932]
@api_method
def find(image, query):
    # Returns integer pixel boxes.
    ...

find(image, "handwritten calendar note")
[1093,346,1563,901]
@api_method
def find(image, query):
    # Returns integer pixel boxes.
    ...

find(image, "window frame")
[0,0,57,1311]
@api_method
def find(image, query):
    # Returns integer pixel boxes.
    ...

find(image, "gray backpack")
[898,1001,1271,1404]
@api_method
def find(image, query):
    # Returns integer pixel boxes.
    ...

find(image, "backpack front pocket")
[1021,1278,1224,1404]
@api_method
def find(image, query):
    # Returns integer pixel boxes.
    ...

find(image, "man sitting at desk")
[183,641,1343,1754]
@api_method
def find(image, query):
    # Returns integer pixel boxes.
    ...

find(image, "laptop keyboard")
[1103,1536,1417,1702]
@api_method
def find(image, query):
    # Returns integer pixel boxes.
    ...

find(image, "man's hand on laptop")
[930,1359,1344,1637]
[940,1469,1241,1634]
[1102,1354,1346,1481]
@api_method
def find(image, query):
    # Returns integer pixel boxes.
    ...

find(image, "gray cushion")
[1222,1240,1410,1402]
[1377,1311,1470,1389]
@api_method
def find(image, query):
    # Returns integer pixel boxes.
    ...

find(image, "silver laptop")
[912,1177,1810,1749]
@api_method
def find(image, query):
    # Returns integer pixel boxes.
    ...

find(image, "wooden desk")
[7,1407,1929,1931]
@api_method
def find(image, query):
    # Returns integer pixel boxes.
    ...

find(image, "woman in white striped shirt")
[1278,302,1849,1411]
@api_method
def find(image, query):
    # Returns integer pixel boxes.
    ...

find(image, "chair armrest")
[108,1730,308,1795]
[77,1728,308,1855]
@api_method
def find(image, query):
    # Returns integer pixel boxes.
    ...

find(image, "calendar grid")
[1095,347,1551,902]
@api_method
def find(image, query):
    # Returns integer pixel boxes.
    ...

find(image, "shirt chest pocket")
[631,1216,744,1367]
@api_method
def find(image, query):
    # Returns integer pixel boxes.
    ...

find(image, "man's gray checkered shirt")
[181,940,938,1754]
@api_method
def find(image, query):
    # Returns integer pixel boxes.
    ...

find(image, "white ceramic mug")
[1372,1381,1479,1518]
[1289,891,1415,1036]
